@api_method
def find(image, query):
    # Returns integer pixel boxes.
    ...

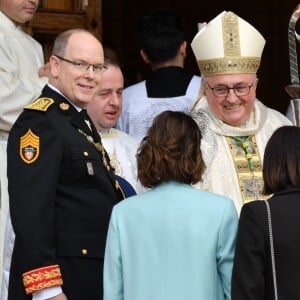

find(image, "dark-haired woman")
[104,111,238,300]
[232,125,300,299]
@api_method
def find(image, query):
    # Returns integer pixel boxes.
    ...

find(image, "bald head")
[49,29,105,108]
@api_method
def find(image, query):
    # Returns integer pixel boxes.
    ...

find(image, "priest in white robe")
[87,58,144,195]
[190,11,291,213]
[0,1,48,297]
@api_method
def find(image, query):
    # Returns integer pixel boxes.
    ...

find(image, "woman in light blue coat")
[104,111,238,300]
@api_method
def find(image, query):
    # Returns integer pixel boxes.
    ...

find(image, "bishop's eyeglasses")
[54,54,107,73]
[205,81,254,97]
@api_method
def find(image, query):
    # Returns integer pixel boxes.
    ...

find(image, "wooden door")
[25,0,102,61]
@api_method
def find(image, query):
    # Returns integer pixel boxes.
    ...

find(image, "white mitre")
[191,11,266,76]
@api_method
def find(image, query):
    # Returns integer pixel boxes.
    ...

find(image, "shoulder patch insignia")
[25,97,54,111]
[20,129,40,164]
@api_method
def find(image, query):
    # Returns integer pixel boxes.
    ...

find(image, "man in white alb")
[87,58,144,194]
[0,0,48,297]
[116,10,201,143]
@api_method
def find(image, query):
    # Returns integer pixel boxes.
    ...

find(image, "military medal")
[86,162,94,176]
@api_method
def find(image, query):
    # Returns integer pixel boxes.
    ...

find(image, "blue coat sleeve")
[217,200,238,300]
[103,207,123,300]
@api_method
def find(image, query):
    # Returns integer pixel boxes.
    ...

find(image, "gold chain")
[77,128,110,171]
[77,128,125,198]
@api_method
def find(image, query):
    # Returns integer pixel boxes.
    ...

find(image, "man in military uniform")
[7,29,124,300]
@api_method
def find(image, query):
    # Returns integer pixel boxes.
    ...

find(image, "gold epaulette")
[25,97,54,111]
[23,264,63,295]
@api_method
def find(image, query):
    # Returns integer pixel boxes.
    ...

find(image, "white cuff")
[32,286,63,300]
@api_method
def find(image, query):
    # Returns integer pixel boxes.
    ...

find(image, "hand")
[38,62,50,78]
[47,292,67,300]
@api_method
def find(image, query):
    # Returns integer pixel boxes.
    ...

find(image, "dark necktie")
[80,109,91,128]
[80,109,99,142]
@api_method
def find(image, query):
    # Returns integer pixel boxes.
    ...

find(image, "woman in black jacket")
[232,125,300,300]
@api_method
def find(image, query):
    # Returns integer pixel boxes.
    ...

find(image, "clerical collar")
[99,128,112,134]
[238,110,256,128]
[216,109,256,129]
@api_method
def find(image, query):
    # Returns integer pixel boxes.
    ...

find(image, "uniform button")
[83,151,89,157]
[82,249,88,255]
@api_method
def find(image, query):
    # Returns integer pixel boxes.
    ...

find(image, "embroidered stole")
[226,135,269,203]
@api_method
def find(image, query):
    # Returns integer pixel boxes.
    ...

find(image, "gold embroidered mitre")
[191,11,266,76]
